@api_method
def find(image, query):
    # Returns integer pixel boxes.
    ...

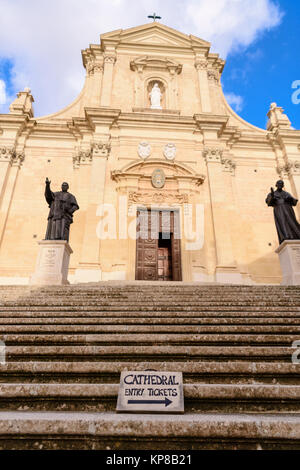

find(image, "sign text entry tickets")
[116,371,184,413]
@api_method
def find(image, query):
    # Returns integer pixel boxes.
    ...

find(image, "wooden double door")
[135,210,182,281]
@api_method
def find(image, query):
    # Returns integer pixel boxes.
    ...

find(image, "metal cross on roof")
[148,12,162,22]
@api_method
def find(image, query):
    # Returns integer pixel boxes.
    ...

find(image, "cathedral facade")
[0,22,299,285]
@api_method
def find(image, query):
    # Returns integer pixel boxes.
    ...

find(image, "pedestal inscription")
[117,371,184,414]
[30,240,73,285]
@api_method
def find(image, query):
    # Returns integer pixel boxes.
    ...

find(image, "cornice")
[273,128,300,142]
[130,56,182,75]
[194,114,229,135]
[84,107,121,129]
[0,114,30,129]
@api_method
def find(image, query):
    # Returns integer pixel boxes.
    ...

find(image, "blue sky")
[222,0,300,129]
[0,0,299,130]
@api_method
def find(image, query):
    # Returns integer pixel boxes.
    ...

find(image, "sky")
[0,0,299,130]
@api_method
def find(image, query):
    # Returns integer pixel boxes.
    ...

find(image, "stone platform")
[0,283,300,449]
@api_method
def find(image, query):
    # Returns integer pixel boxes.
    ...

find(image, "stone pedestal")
[275,240,300,285]
[30,240,73,286]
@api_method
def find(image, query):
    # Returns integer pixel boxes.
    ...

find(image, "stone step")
[0,411,300,450]
[0,284,297,291]
[1,361,300,384]
[4,345,294,362]
[0,317,299,325]
[0,333,298,346]
[0,309,299,317]
[1,324,300,334]
[0,283,299,450]
[1,383,300,413]
[1,301,300,308]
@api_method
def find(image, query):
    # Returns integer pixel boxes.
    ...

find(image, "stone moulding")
[111,160,205,188]
[130,56,182,75]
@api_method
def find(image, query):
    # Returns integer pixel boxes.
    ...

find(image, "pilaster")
[194,59,211,113]
[100,51,117,107]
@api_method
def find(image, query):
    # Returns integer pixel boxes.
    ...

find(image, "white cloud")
[186,0,283,57]
[225,92,244,112]
[0,0,283,116]
[0,80,6,105]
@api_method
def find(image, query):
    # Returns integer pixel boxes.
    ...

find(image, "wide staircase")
[0,282,300,450]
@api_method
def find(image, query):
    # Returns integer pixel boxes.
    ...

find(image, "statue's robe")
[266,189,300,244]
[45,186,79,242]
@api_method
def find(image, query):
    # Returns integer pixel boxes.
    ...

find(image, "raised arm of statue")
[45,178,54,206]
[266,188,275,207]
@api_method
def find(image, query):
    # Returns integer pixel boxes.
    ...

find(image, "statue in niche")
[266,180,300,244]
[44,178,79,242]
[149,83,162,109]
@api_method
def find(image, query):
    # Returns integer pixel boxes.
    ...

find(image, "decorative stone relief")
[195,60,208,70]
[128,191,189,206]
[73,142,111,168]
[73,149,92,169]
[164,143,176,161]
[277,161,300,177]
[203,148,223,163]
[221,158,236,175]
[12,151,25,168]
[138,142,151,160]
[104,54,116,64]
[86,59,103,75]
[0,147,15,163]
[0,147,24,167]
[93,142,111,158]
[207,69,219,84]
[151,169,166,189]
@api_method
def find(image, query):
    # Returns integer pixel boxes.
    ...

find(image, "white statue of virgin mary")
[149,83,162,109]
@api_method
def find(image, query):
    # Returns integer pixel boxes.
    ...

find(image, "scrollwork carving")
[104,54,116,65]
[93,142,111,158]
[277,161,300,177]
[195,60,208,70]
[207,69,219,84]
[221,158,236,175]
[0,147,24,167]
[128,191,189,206]
[203,148,223,163]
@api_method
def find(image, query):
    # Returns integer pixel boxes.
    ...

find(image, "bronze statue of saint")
[266,180,300,244]
[44,178,79,242]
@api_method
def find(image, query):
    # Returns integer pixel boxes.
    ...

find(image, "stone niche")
[130,56,182,110]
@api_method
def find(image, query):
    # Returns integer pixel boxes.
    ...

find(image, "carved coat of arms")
[164,143,176,161]
[138,142,151,160]
[152,169,166,189]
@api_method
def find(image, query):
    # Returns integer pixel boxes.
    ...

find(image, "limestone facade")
[0,22,300,285]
